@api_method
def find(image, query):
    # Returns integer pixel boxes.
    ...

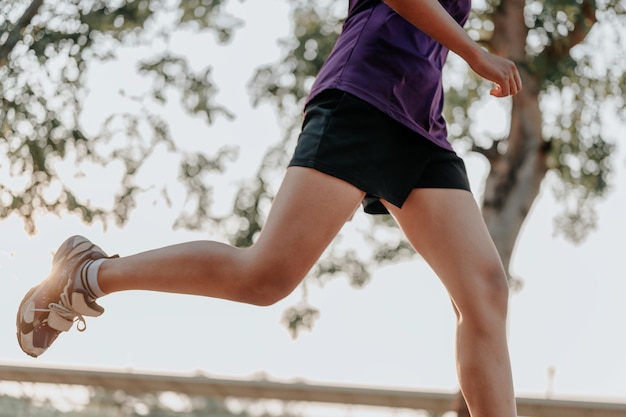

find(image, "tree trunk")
[482,77,548,272]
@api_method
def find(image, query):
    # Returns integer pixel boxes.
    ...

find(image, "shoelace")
[34,279,87,332]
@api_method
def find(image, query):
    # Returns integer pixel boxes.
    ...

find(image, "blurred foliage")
[445,0,625,242]
[84,387,250,417]
[0,388,286,417]
[0,0,240,233]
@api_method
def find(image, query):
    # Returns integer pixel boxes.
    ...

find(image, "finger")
[514,70,523,93]
[497,78,510,97]
[504,71,516,95]
[510,72,522,95]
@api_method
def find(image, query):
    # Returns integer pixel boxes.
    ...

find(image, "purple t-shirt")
[308,0,471,151]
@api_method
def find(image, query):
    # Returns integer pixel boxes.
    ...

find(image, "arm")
[383,0,522,97]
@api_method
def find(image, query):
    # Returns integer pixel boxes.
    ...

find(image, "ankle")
[76,258,109,300]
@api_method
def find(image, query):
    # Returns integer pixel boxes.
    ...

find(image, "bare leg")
[98,167,365,306]
[383,189,517,417]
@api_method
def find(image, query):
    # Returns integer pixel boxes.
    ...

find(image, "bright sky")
[1,0,626,412]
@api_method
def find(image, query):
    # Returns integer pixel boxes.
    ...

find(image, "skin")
[96,1,522,416]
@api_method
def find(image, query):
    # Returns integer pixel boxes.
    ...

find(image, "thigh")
[383,189,507,310]
[249,166,365,280]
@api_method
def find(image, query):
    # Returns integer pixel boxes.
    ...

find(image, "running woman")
[17,1,521,416]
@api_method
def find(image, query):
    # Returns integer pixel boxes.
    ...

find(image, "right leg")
[91,166,364,306]
[383,189,516,417]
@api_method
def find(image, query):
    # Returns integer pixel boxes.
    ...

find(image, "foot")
[16,235,116,358]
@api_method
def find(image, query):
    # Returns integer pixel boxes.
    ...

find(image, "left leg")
[383,189,516,417]
[16,167,365,357]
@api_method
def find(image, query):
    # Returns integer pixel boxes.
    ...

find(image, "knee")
[236,259,305,307]
[245,274,303,307]
[457,264,510,328]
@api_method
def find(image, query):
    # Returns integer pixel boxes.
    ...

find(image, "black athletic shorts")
[288,89,471,215]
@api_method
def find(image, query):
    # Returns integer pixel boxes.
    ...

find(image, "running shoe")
[16,235,115,357]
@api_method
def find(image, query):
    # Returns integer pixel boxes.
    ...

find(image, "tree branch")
[539,0,598,63]
[0,0,44,68]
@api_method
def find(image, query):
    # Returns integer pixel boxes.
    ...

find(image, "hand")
[468,49,522,97]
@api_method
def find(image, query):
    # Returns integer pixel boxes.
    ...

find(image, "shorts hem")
[288,159,407,209]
